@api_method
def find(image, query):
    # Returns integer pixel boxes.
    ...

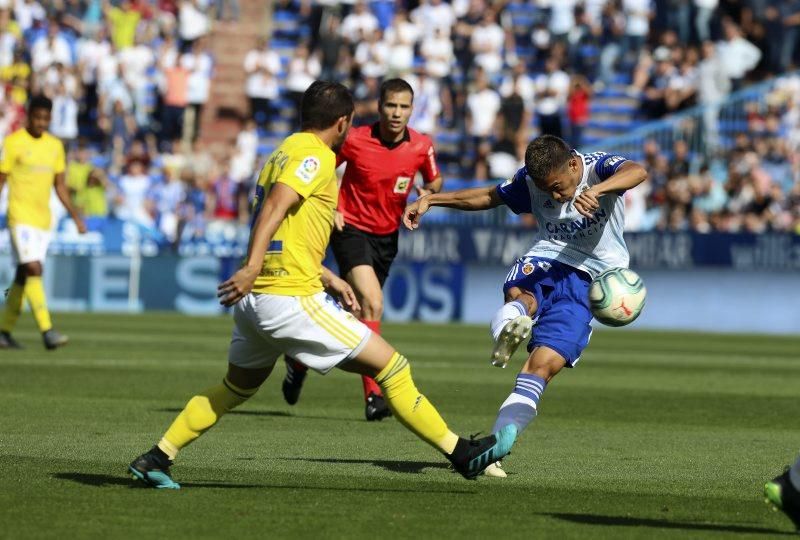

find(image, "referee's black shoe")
[365,392,392,421]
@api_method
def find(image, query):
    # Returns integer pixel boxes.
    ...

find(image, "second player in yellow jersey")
[250,132,338,296]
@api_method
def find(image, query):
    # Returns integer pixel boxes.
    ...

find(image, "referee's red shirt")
[337,124,440,235]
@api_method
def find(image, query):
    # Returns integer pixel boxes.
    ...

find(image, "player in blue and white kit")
[403,135,648,477]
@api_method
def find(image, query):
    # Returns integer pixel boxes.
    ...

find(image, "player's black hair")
[524,135,573,180]
[28,94,53,113]
[301,80,354,130]
[379,78,414,104]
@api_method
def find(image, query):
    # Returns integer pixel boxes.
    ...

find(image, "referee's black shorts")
[330,223,399,287]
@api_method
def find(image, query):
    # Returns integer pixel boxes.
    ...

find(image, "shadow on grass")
[278,457,450,475]
[52,472,262,489]
[545,512,794,536]
[157,408,359,423]
[52,472,474,494]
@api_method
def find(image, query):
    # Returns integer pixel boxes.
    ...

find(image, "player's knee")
[523,350,566,382]
[22,262,42,277]
[361,295,383,320]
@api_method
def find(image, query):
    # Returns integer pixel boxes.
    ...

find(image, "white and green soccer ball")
[589,268,647,327]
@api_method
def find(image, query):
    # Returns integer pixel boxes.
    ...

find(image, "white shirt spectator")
[341,7,379,42]
[467,87,501,137]
[179,0,209,42]
[118,44,154,90]
[183,50,213,104]
[31,35,72,71]
[42,66,79,96]
[412,0,455,39]
[285,55,321,93]
[420,32,454,78]
[355,37,389,79]
[0,32,16,68]
[622,0,652,37]
[76,36,111,85]
[385,19,419,74]
[406,74,442,135]
[96,53,119,89]
[717,36,761,80]
[14,0,45,31]
[243,48,281,99]
[116,173,154,227]
[549,0,576,35]
[500,73,536,111]
[471,21,505,77]
[50,92,79,140]
[694,0,718,8]
[535,69,570,115]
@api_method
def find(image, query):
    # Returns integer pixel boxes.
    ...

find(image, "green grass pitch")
[1,312,798,539]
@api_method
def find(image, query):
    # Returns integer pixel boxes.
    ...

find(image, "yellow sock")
[24,277,51,332]
[158,378,259,460]
[375,352,459,455]
[1,282,24,332]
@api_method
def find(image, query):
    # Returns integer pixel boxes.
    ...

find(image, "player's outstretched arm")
[321,266,360,313]
[402,186,503,230]
[218,183,300,306]
[574,161,648,219]
[54,172,87,234]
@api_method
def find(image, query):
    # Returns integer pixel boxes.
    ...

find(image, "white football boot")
[490,315,533,368]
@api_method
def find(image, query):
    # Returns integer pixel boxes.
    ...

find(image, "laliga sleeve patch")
[295,156,321,183]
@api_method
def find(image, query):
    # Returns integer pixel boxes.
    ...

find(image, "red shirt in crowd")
[337,124,439,235]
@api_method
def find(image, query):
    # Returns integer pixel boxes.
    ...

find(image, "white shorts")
[10,225,51,265]
[228,291,371,374]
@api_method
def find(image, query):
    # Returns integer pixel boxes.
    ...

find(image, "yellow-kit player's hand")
[334,210,345,232]
[324,274,361,314]
[402,195,431,230]
[75,217,87,234]
[217,266,259,307]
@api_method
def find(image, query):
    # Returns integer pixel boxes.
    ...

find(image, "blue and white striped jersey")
[496,151,630,277]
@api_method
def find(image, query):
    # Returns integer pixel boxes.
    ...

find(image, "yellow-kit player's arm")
[54,171,87,234]
[321,266,360,313]
[217,182,301,306]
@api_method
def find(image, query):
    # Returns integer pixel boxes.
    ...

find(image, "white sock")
[790,455,800,491]
[490,300,528,341]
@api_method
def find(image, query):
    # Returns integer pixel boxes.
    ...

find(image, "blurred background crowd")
[0,0,799,243]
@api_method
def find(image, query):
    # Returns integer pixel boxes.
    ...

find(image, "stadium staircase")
[199,2,273,146]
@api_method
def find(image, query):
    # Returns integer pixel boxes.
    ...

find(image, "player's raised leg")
[490,285,537,368]
[341,332,517,478]
[765,455,800,531]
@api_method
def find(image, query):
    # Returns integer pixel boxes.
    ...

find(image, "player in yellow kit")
[128,81,517,488]
[0,96,86,350]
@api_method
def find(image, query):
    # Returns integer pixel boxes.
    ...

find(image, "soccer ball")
[589,268,647,327]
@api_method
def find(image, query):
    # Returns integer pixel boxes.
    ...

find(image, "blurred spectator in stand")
[354,29,388,80]
[470,9,504,78]
[664,47,698,113]
[353,75,380,125]
[31,20,72,72]
[178,169,207,241]
[77,169,110,219]
[567,74,591,148]
[66,143,95,203]
[317,11,343,82]
[150,164,185,243]
[500,61,535,156]
[49,81,79,149]
[178,0,209,52]
[412,0,455,42]
[534,56,570,138]
[183,37,213,140]
[780,1,800,71]
[104,0,141,50]
[717,19,761,91]
[114,159,154,227]
[285,42,320,129]
[694,0,718,43]
[243,37,281,131]
[452,0,482,78]
[160,52,189,149]
[697,40,730,150]
[640,47,675,119]
[597,0,626,90]
[341,1,378,47]
[384,9,418,77]
[621,0,651,64]
[230,117,257,183]
[466,68,500,180]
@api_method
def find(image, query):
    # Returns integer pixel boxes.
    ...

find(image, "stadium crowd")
[0,0,799,241]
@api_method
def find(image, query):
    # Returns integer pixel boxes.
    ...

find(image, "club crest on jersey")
[521,262,535,275]
[295,156,320,183]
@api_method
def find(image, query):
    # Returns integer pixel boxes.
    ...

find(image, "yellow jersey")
[251,132,338,296]
[0,128,65,230]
